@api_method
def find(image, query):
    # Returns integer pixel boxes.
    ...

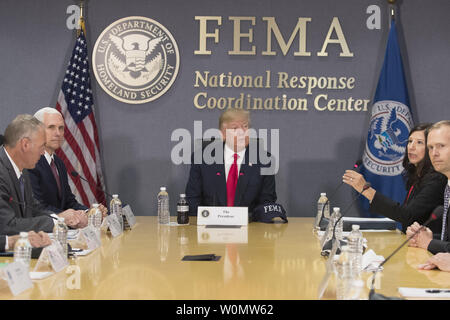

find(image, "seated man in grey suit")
[0,231,51,252]
[0,114,83,235]
[29,107,107,218]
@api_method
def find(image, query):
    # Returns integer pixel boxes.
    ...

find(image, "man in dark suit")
[30,108,107,218]
[0,114,82,235]
[185,109,277,220]
[407,120,450,254]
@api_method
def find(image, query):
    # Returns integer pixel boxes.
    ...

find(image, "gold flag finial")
[77,0,86,36]
[388,0,396,21]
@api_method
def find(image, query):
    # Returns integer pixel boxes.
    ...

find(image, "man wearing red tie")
[185,109,277,220]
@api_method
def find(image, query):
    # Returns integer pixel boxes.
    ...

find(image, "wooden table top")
[0,216,448,300]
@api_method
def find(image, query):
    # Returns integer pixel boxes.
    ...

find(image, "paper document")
[398,287,450,298]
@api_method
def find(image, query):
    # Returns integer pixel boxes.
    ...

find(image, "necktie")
[18,174,25,202]
[50,158,62,196]
[442,184,449,241]
[226,153,239,207]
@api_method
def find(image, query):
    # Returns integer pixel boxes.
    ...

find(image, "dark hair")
[402,123,434,190]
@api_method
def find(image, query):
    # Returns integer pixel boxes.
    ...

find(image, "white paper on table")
[362,249,385,271]
[398,287,450,298]
[29,272,54,280]
[73,248,94,256]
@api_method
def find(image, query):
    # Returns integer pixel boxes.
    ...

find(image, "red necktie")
[226,153,239,206]
[50,158,62,196]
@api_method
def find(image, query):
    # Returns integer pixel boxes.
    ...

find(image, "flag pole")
[388,0,396,22]
[77,0,86,36]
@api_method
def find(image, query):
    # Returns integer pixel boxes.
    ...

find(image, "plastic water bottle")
[88,203,103,228]
[177,194,189,225]
[53,217,68,259]
[332,207,343,241]
[347,224,364,275]
[158,187,170,224]
[110,194,124,231]
[335,245,353,300]
[13,232,32,268]
[315,192,329,229]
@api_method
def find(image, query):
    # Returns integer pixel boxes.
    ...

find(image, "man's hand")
[28,231,51,248]
[97,204,108,218]
[58,209,81,228]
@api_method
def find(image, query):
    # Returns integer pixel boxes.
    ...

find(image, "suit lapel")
[42,156,62,203]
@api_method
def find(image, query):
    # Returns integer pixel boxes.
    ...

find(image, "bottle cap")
[112,194,118,198]
[333,207,340,212]
[19,232,28,238]
[160,187,166,191]
[352,224,360,231]
[58,217,65,223]
[320,193,326,196]
[92,203,99,208]
[180,194,186,197]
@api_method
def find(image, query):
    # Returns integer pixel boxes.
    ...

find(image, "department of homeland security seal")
[93,16,179,104]
[362,100,413,176]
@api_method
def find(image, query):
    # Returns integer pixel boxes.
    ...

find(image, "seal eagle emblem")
[93,16,179,104]
[363,100,413,176]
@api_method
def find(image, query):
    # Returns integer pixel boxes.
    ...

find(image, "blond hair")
[218,109,250,129]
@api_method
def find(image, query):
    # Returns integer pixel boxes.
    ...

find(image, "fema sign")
[362,100,413,176]
[93,16,180,104]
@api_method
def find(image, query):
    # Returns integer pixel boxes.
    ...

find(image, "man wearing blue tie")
[185,109,277,220]
[407,120,450,254]
[29,108,108,219]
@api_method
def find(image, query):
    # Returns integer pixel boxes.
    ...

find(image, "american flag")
[55,28,106,207]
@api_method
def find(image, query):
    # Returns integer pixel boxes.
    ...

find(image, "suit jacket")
[29,154,87,213]
[0,235,5,252]
[369,171,447,233]
[185,141,277,219]
[0,148,55,235]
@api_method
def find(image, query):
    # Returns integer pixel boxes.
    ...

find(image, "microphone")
[70,171,112,199]
[2,194,58,220]
[321,182,371,256]
[318,160,363,230]
[369,206,445,300]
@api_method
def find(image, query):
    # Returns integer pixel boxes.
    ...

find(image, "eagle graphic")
[107,34,163,86]
[370,108,408,159]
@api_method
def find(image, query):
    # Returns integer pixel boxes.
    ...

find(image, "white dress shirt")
[224,144,246,182]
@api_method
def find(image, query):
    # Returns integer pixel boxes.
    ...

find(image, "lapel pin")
[216,172,221,176]
[240,172,244,176]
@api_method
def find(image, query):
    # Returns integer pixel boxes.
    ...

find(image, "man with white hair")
[30,107,107,221]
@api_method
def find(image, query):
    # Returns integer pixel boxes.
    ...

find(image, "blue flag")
[360,20,413,225]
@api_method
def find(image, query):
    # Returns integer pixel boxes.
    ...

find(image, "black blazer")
[0,148,54,235]
[28,154,87,213]
[185,141,277,219]
[369,171,447,233]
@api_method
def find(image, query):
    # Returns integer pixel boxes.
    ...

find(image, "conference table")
[0,216,448,300]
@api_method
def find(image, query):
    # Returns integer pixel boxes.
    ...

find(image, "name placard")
[122,205,137,229]
[2,262,33,296]
[197,206,248,226]
[106,214,123,238]
[80,226,102,250]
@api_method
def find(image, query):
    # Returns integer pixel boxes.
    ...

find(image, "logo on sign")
[93,16,180,104]
[363,100,413,176]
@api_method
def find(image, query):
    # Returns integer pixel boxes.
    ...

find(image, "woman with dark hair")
[342,123,447,233]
